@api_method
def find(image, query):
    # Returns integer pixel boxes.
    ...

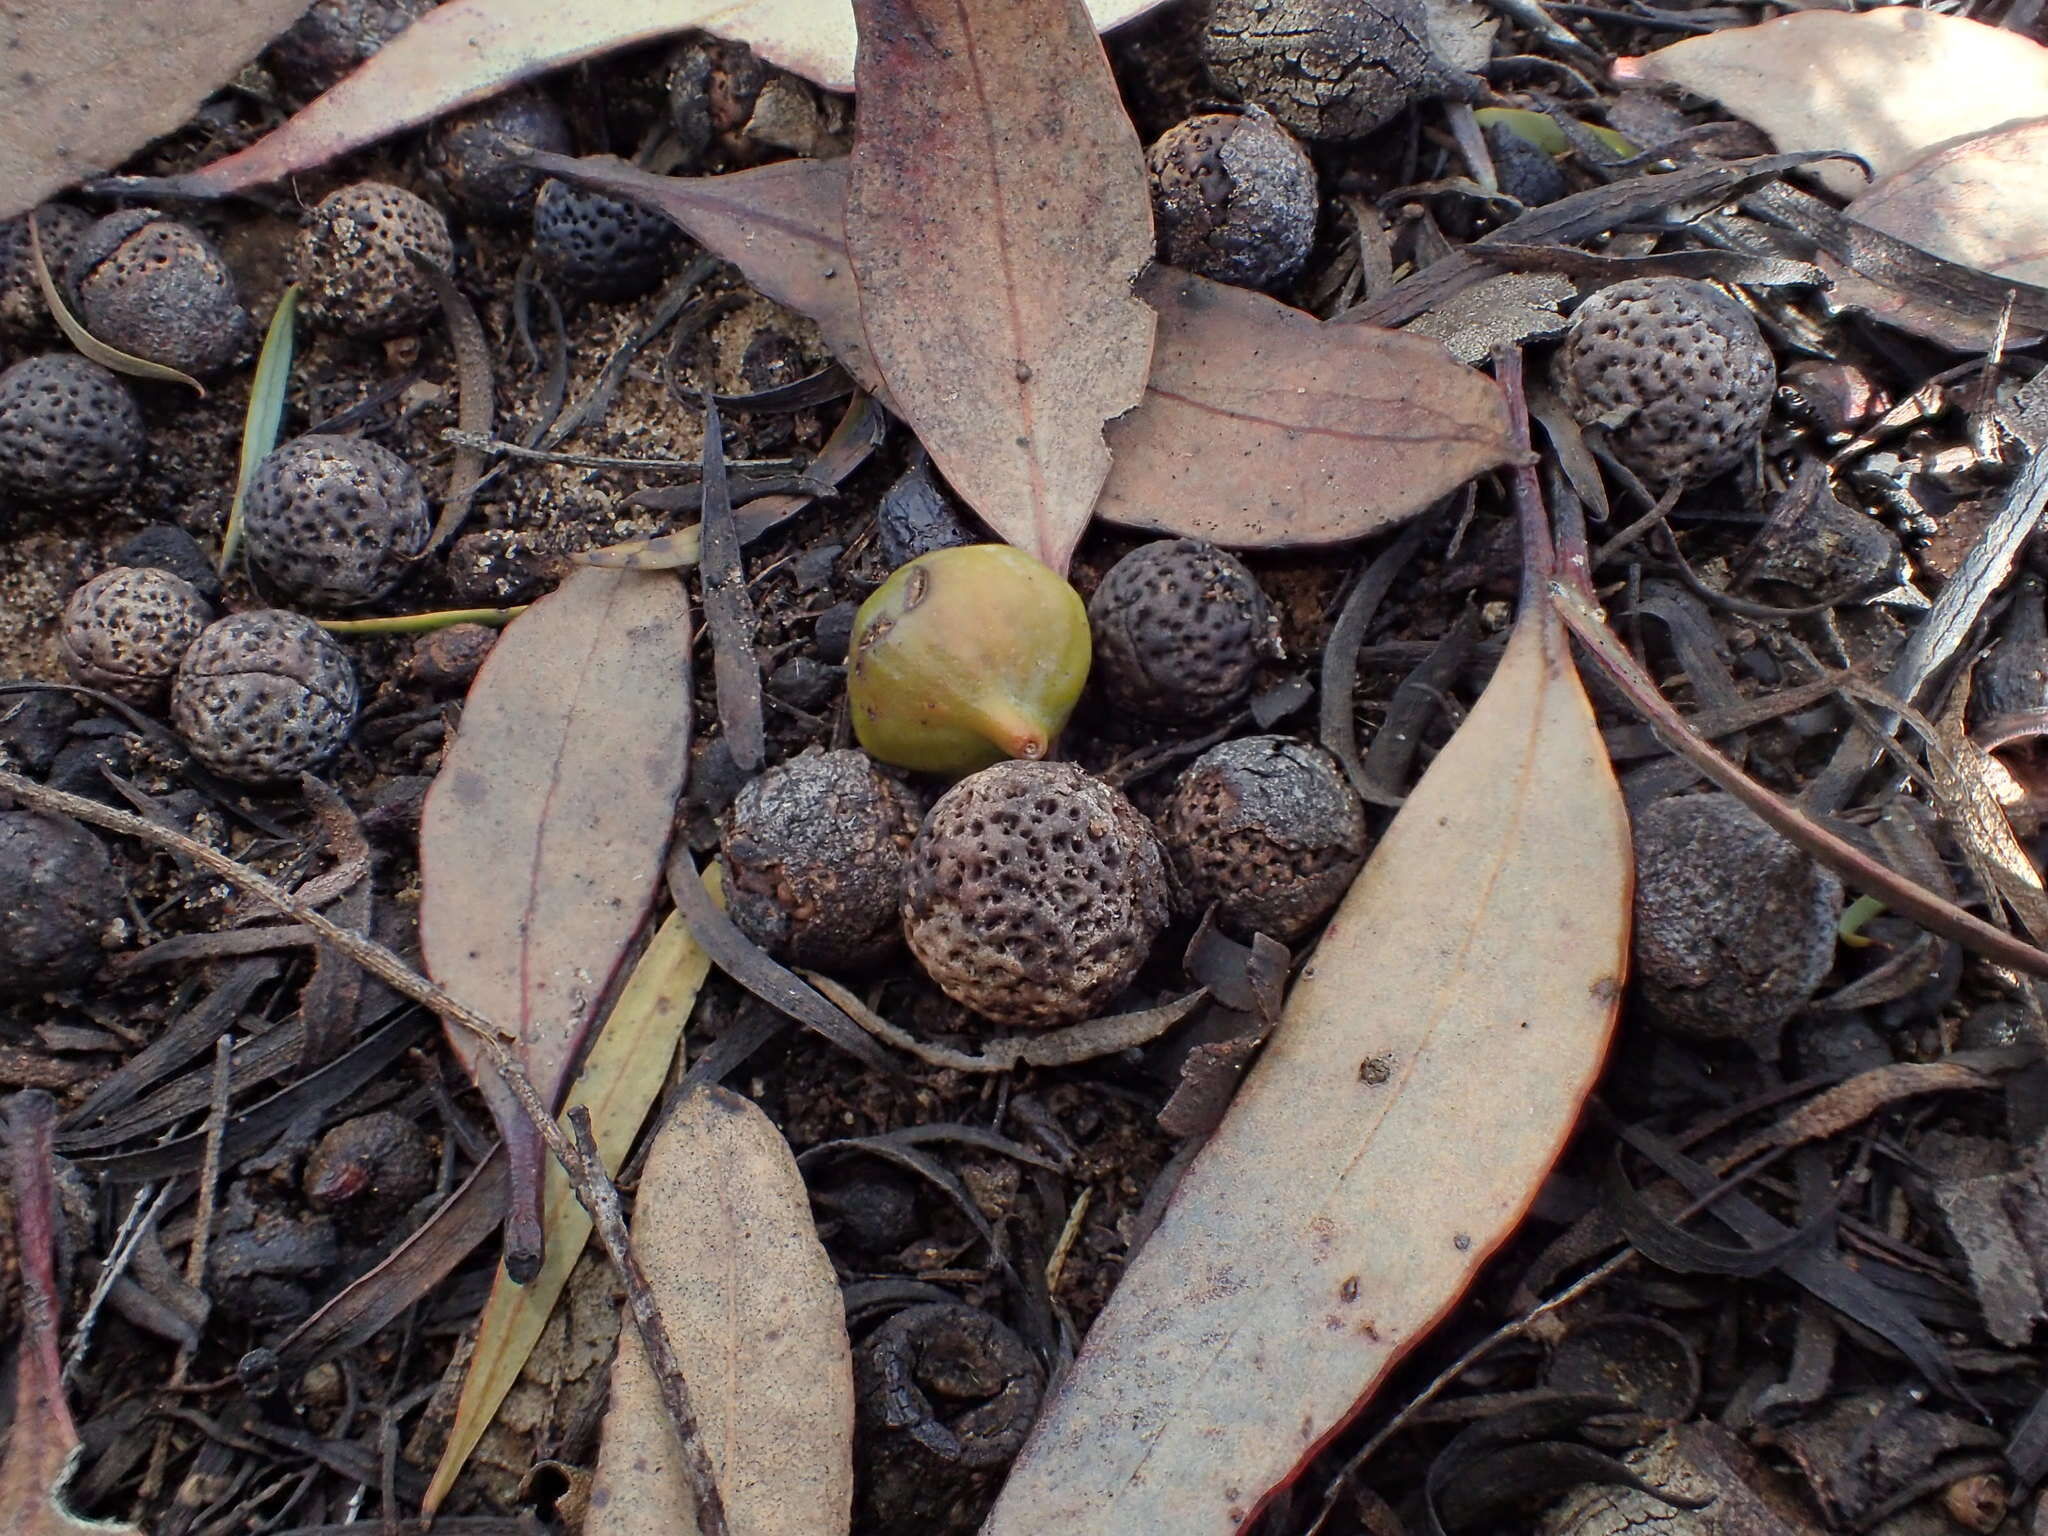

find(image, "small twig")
[696,393,766,772]
[0,769,730,1536]
[413,256,495,556]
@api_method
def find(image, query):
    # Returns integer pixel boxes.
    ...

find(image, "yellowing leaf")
[423,897,714,1515]
[587,1084,854,1536]
[982,560,1629,1531]
[1617,10,2048,198]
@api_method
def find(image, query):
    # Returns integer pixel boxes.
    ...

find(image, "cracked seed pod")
[1632,794,1841,1044]
[1148,108,1317,291]
[902,760,1169,1026]
[292,182,454,338]
[0,812,123,997]
[242,435,430,609]
[67,210,250,377]
[721,749,923,972]
[171,611,359,785]
[1164,736,1368,942]
[850,545,1090,778]
[532,179,681,301]
[425,90,573,225]
[1088,538,1276,724]
[0,353,144,507]
[1203,0,1472,142]
[1554,277,1776,488]
[60,566,214,706]
[0,204,90,339]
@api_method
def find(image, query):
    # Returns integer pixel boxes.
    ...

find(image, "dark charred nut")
[1975,575,2048,725]
[1484,122,1569,207]
[268,0,436,97]
[531,179,682,302]
[901,760,1170,1026]
[1631,793,1842,1045]
[815,600,860,665]
[0,204,90,339]
[0,812,123,997]
[1163,736,1368,942]
[302,1111,435,1221]
[850,546,1091,777]
[0,354,145,507]
[1202,0,1472,142]
[811,1163,921,1256]
[1087,538,1277,725]
[855,1303,1045,1536]
[291,182,455,339]
[877,452,981,569]
[170,611,360,785]
[720,749,923,972]
[47,736,131,804]
[1553,277,1777,488]
[1146,108,1317,291]
[110,524,222,605]
[766,654,839,711]
[405,622,498,695]
[669,35,841,158]
[0,693,82,776]
[425,89,574,225]
[241,434,431,609]
[66,210,250,377]
[58,567,214,706]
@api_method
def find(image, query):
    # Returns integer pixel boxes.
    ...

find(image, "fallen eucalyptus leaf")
[845,0,1154,574]
[418,566,693,1283]
[424,897,713,1514]
[983,441,1627,1531]
[1616,10,2048,198]
[587,1083,854,1535]
[1097,268,1518,545]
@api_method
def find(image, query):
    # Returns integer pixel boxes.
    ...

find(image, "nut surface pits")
[67,210,250,376]
[0,204,90,339]
[1148,109,1318,290]
[0,812,123,997]
[532,179,682,301]
[171,611,360,785]
[1088,538,1276,724]
[242,434,431,608]
[292,182,455,339]
[60,566,214,705]
[0,353,145,506]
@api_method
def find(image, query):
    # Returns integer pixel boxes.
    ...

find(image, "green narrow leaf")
[219,284,300,575]
[27,216,206,395]
[1471,107,1635,159]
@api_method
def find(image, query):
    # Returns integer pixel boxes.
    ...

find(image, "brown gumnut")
[66,210,250,377]
[0,354,144,508]
[0,204,90,339]
[59,566,214,706]
[722,749,923,973]
[292,182,454,339]
[1164,735,1367,942]
[405,623,498,694]
[0,813,123,997]
[241,435,430,608]
[532,179,681,301]
[1203,0,1474,142]
[1631,793,1841,1044]
[303,1111,434,1220]
[1088,538,1278,725]
[1148,108,1317,291]
[425,89,573,225]
[1554,277,1776,487]
[854,1302,1044,1536]
[171,611,360,785]
[901,760,1170,1027]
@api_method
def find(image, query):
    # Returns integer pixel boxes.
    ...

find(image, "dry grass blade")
[696,394,766,772]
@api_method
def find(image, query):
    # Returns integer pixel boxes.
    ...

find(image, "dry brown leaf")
[123,0,1171,201]
[1821,117,2048,351]
[0,0,307,218]
[1616,10,2048,198]
[1096,268,1519,546]
[982,538,1628,1531]
[586,1084,853,1536]
[418,566,693,1283]
[844,0,1155,574]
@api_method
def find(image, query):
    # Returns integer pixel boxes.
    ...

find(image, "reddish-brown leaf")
[0,0,306,219]
[1098,268,1520,546]
[844,0,1156,574]
[418,566,692,1281]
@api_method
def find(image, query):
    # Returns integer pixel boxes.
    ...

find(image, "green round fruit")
[847,545,1090,777]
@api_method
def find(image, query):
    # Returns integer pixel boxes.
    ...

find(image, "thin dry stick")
[0,769,731,1536]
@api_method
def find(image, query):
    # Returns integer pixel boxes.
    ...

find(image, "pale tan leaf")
[0,0,308,218]
[424,897,714,1515]
[1616,10,2048,198]
[130,0,1173,201]
[587,1084,853,1536]
[1821,117,2048,351]
[418,566,692,1282]
[982,594,1629,1531]
[1096,268,1519,546]
[844,0,1156,574]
